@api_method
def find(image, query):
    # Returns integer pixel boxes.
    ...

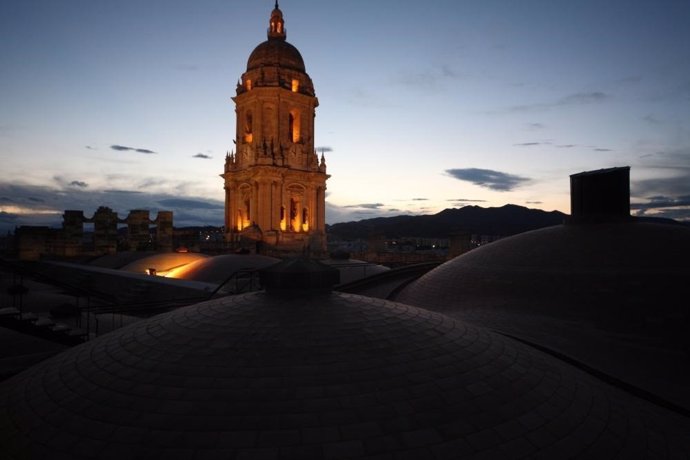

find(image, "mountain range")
[326,204,568,240]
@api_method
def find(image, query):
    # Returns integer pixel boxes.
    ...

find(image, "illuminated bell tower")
[222,2,328,254]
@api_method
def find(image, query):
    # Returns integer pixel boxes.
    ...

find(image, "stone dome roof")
[166,254,279,284]
[2,286,690,457]
[398,221,690,310]
[395,220,690,411]
[247,39,306,73]
[120,252,209,276]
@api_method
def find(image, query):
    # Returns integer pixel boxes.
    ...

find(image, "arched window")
[291,79,299,92]
[244,111,253,143]
[290,198,299,232]
[302,208,309,232]
[289,110,300,143]
[244,199,251,229]
[238,185,252,231]
[236,211,243,232]
[280,206,287,231]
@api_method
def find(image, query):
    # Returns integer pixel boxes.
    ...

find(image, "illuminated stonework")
[222,2,328,254]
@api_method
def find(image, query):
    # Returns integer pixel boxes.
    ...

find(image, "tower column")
[222,3,328,254]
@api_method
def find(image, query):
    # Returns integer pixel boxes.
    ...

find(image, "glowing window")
[244,111,253,143]
[289,110,300,143]
[280,206,287,231]
[290,198,299,232]
[291,79,299,92]
[243,199,251,229]
[302,208,309,232]
[245,79,252,91]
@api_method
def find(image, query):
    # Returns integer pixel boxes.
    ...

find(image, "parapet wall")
[16,207,173,260]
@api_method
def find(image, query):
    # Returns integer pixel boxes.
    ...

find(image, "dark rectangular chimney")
[570,166,630,222]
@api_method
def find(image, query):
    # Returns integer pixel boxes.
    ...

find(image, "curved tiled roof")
[395,220,690,411]
[120,252,209,275]
[1,290,689,458]
[165,254,280,284]
[247,39,305,73]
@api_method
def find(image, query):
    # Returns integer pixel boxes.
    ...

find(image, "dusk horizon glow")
[2,0,689,233]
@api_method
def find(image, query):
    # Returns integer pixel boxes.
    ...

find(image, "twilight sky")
[1,0,689,232]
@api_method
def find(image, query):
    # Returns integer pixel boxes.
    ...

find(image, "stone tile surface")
[0,291,689,458]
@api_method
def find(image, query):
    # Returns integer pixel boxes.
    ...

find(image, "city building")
[221,2,328,255]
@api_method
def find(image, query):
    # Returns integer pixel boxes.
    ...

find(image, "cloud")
[559,92,608,105]
[85,145,96,150]
[632,175,690,199]
[445,168,530,191]
[526,123,545,130]
[343,203,385,209]
[630,157,690,221]
[110,144,156,154]
[557,144,577,148]
[193,153,212,159]
[514,142,543,147]
[316,146,333,153]
[525,200,543,204]
[504,91,610,113]
[394,64,462,91]
[440,64,458,78]
[157,198,223,210]
[642,114,661,125]
[631,195,690,221]
[593,148,613,152]
[176,64,199,71]
[638,148,690,170]
[346,88,391,108]
[411,198,428,201]
[632,195,690,209]
[448,197,489,207]
[635,208,690,221]
[103,189,143,195]
[137,177,169,189]
[53,175,88,189]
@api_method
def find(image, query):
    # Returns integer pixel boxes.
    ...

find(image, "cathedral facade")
[222,3,328,254]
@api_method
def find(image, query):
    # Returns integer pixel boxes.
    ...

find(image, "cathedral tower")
[222,2,328,254]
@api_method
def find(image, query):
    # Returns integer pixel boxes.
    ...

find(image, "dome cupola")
[246,2,305,73]
[268,1,286,40]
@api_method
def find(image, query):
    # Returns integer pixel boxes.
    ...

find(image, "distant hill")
[327,204,568,240]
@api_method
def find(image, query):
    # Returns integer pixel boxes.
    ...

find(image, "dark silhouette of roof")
[2,279,690,457]
[395,220,690,412]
